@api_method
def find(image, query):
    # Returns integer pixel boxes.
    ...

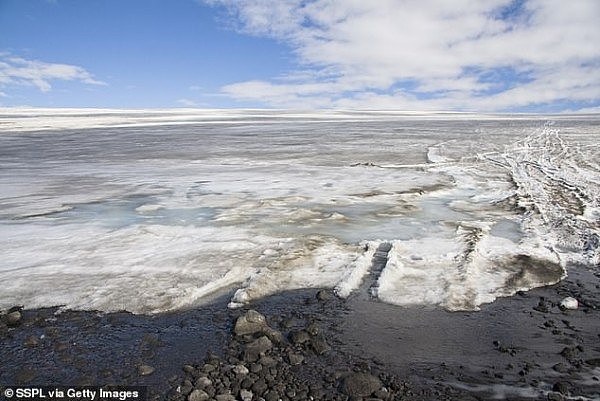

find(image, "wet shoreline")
[2,264,599,401]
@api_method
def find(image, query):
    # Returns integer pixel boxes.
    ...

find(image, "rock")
[137,364,155,376]
[180,381,193,396]
[552,363,570,373]
[310,333,331,355]
[183,364,196,374]
[251,378,268,395]
[342,372,382,397]
[560,346,578,360]
[552,382,569,395]
[533,300,549,313]
[15,368,37,384]
[306,322,320,336]
[215,395,235,401]
[239,389,253,401]
[195,376,212,388]
[263,327,284,344]
[233,364,249,376]
[290,330,310,345]
[316,290,332,301]
[374,388,391,399]
[4,310,22,327]
[287,352,304,366]
[264,390,280,401]
[250,363,262,373]
[202,363,216,373]
[559,297,578,310]
[24,335,40,347]
[187,389,209,401]
[234,310,268,336]
[258,356,277,367]
[244,336,273,362]
[585,358,600,367]
[548,393,564,401]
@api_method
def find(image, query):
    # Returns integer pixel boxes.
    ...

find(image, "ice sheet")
[1,110,598,313]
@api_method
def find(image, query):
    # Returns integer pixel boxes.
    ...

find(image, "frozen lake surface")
[1,110,599,313]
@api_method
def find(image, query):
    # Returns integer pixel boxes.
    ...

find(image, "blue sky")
[1,0,599,112]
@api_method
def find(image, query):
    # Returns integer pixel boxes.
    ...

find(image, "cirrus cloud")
[208,0,600,111]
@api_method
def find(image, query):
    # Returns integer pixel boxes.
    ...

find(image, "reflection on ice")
[0,111,598,313]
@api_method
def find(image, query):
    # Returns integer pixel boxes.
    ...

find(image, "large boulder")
[234,310,268,336]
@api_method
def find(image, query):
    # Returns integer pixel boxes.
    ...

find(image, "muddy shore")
[1,264,599,401]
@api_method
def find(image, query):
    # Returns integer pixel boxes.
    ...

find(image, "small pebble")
[137,364,155,376]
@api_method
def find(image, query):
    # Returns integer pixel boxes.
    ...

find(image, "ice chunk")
[559,297,578,310]
[334,241,380,298]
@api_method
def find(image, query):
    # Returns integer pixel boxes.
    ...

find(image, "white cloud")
[0,54,105,93]
[209,0,600,111]
[177,98,200,107]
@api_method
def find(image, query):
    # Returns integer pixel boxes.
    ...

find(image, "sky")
[0,0,599,112]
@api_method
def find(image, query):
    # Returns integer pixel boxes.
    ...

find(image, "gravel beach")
[1,263,599,401]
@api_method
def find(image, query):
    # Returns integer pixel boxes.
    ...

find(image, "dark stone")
[585,358,600,366]
[342,372,382,397]
[231,364,248,376]
[180,381,193,396]
[552,363,569,373]
[202,363,216,373]
[280,318,293,329]
[4,310,22,327]
[552,382,569,395]
[263,327,284,344]
[251,378,268,396]
[258,356,277,368]
[195,376,212,388]
[187,389,209,401]
[137,364,155,376]
[250,363,262,373]
[548,393,564,401]
[264,390,280,401]
[316,290,332,301]
[290,330,310,345]
[560,347,578,359]
[15,368,37,384]
[240,377,254,389]
[309,387,324,399]
[214,395,235,401]
[44,326,60,337]
[306,322,320,336]
[310,333,331,355]
[24,335,40,347]
[533,299,549,313]
[374,388,391,399]
[287,352,304,366]
[183,364,196,374]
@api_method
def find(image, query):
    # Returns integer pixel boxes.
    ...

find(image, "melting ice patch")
[0,113,598,313]
[374,224,564,311]
[373,123,599,310]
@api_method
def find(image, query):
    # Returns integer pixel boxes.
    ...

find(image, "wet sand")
[1,264,599,401]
